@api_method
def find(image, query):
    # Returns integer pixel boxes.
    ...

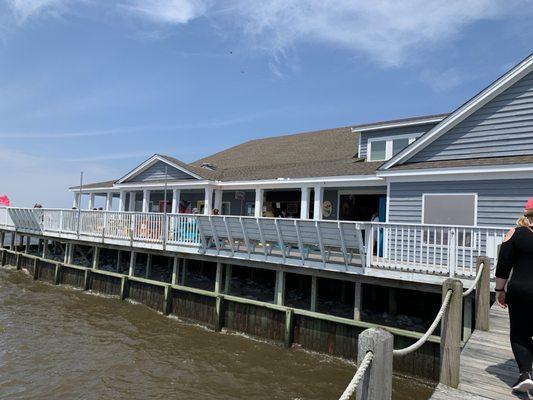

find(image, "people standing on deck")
[496,198,533,393]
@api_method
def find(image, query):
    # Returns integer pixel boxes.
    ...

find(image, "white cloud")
[225,0,524,67]
[121,0,211,24]
[7,0,70,21]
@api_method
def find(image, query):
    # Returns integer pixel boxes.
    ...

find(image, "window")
[422,193,477,247]
[368,135,416,161]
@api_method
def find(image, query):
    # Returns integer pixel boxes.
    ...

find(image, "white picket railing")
[0,207,508,279]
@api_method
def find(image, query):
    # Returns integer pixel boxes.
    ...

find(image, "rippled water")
[0,268,434,399]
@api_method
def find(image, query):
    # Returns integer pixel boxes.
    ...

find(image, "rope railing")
[462,261,485,297]
[392,289,452,357]
[338,350,374,400]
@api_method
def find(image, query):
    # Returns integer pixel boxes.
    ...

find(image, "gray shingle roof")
[387,155,533,170]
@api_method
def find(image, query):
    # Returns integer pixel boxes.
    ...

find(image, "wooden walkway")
[430,304,529,399]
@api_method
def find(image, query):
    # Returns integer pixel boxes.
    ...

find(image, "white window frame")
[367,134,416,161]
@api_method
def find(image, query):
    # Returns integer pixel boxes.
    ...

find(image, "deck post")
[128,192,136,212]
[33,258,39,280]
[54,263,61,285]
[163,285,172,315]
[42,239,48,258]
[171,189,181,214]
[116,250,122,273]
[9,232,15,250]
[92,246,100,270]
[475,256,491,331]
[145,253,152,279]
[440,278,463,388]
[356,328,393,400]
[284,309,294,348]
[171,256,179,285]
[310,275,318,312]
[83,268,91,290]
[214,262,223,294]
[354,282,363,320]
[24,235,30,254]
[181,258,188,285]
[204,187,213,215]
[275,270,285,306]
[118,192,126,212]
[129,251,136,277]
[120,276,129,300]
[215,295,224,332]
[224,263,232,294]
[105,192,113,211]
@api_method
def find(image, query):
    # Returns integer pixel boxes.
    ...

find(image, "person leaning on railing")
[495,198,533,393]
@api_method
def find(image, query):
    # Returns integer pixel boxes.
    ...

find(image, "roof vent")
[200,163,217,171]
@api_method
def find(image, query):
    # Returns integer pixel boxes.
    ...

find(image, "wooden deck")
[430,304,529,399]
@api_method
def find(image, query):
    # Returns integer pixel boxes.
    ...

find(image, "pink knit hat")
[524,198,533,216]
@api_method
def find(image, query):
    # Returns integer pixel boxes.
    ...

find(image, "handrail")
[462,261,484,297]
[338,351,374,400]
[393,289,452,356]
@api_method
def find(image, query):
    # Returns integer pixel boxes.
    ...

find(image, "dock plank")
[430,305,529,400]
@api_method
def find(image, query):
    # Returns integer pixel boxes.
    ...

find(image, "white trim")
[421,193,478,226]
[351,116,446,133]
[116,154,204,184]
[382,54,533,169]
[367,134,416,162]
[386,181,390,223]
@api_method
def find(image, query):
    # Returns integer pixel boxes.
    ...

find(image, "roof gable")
[117,155,205,184]
[381,53,533,170]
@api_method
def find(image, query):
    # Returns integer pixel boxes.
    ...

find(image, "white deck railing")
[0,207,508,279]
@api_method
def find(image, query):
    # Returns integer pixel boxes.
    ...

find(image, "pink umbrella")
[0,195,10,207]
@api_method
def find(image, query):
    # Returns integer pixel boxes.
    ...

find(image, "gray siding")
[410,71,533,162]
[358,123,436,159]
[389,179,533,227]
[127,161,196,183]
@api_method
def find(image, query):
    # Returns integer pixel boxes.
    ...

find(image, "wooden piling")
[83,269,91,290]
[15,253,21,270]
[163,285,172,315]
[440,278,463,388]
[0,249,6,266]
[33,258,39,280]
[310,276,318,312]
[275,270,285,306]
[284,309,294,348]
[356,328,393,400]
[475,256,490,331]
[214,262,223,294]
[171,256,179,285]
[54,263,62,285]
[215,295,224,332]
[92,246,100,270]
[120,276,129,300]
[354,282,362,320]
[224,263,232,294]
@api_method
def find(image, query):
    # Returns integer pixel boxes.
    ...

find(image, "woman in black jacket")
[496,199,533,392]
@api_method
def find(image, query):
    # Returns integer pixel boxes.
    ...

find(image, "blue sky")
[0,0,532,207]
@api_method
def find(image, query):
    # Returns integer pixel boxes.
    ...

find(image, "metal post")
[356,328,393,400]
[475,256,491,331]
[440,278,463,388]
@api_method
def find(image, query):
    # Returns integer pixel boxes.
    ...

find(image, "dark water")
[0,268,434,399]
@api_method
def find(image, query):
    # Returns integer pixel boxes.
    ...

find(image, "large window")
[422,193,477,247]
[422,194,477,226]
[368,135,416,161]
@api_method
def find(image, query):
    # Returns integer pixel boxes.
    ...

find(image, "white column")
[300,186,311,219]
[204,187,213,215]
[142,190,150,212]
[254,188,264,217]
[105,192,113,211]
[72,193,80,209]
[313,185,324,220]
[88,193,95,210]
[128,192,136,212]
[171,189,181,214]
[119,192,126,212]
[214,189,223,212]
